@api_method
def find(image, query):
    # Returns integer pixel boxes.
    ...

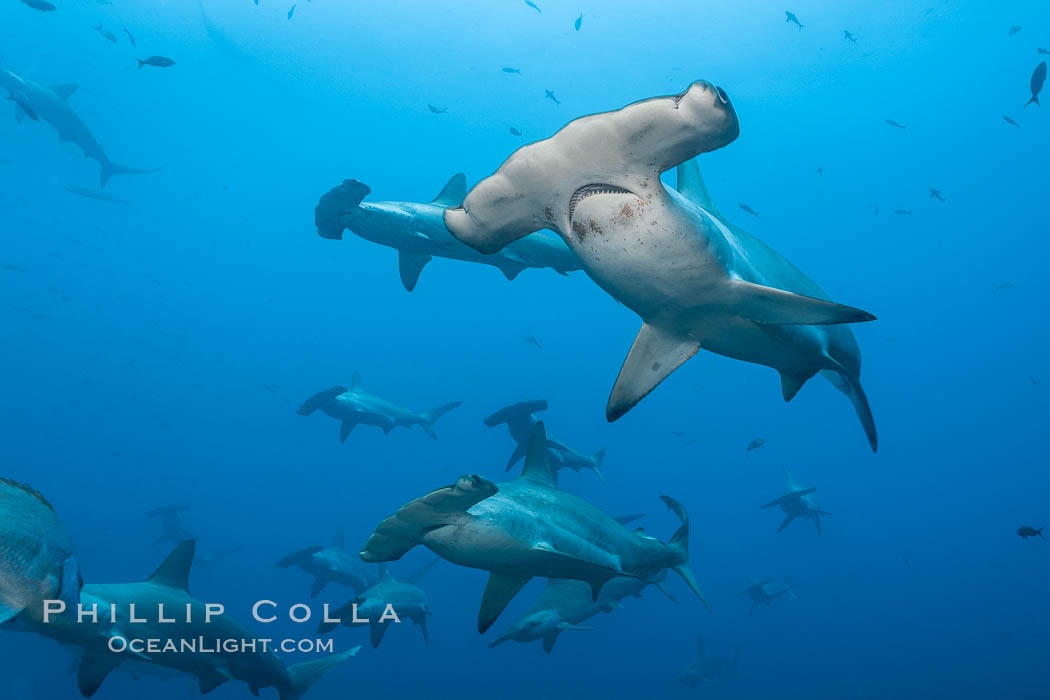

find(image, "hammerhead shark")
[739,574,796,615]
[277,530,376,597]
[0,67,162,186]
[483,400,606,482]
[760,469,831,535]
[444,81,878,451]
[678,636,740,688]
[360,422,706,633]
[298,372,461,442]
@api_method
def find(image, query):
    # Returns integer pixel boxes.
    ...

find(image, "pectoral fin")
[198,667,232,694]
[607,324,700,421]
[339,421,355,443]
[397,251,432,292]
[478,573,531,633]
[370,621,390,648]
[731,280,876,326]
[78,651,124,698]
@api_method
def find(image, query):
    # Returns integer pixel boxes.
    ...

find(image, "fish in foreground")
[319,560,437,647]
[739,574,796,614]
[123,26,136,47]
[490,573,673,653]
[445,82,877,449]
[844,30,857,43]
[1017,526,1043,540]
[298,372,461,442]
[360,423,707,633]
[761,469,831,535]
[313,175,580,291]
[277,530,376,598]
[288,3,296,19]
[575,13,582,31]
[484,400,606,482]
[785,11,803,30]
[21,0,56,11]
[679,637,740,688]
[894,209,912,215]
[0,69,162,186]
[1008,25,1022,36]
[1026,61,1046,107]
[136,56,175,69]
[63,184,131,207]
[0,478,81,625]
[38,541,360,699]
[884,119,906,130]
[509,126,522,137]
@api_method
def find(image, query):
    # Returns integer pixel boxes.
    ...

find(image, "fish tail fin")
[419,401,462,439]
[660,495,710,611]
[821,369,877,452]
[280,646,360,700]
[1039,528,1045,538]
[136,58,146,68]
[99,159,164,187]
[1025,95,1039,108]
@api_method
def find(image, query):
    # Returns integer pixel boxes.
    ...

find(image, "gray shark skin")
[38,541,360,699]
[319,560,436,647]
[0,478,82,625]
[313,174,580,291]
[278,530,376,598]
[739,574,796,615]
[489,571,674,653]
[678,637,740,688]
[445,81,878,451]
[298,372,461,442]
[760,469,831,535]
[484,400,606,482]
[359,422,706,634]
[0,68,162,187]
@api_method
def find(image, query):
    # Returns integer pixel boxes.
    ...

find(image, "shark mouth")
[568,184,633,220]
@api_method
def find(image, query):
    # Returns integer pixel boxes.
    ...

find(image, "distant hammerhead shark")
[483,399,606,482]
[298,372,461,442]
[678,636,740,688]
[0,67,163,186]
[761,469,831,535]
[739,574,796,614]
[278,529,376,597]
[444,81,878,451]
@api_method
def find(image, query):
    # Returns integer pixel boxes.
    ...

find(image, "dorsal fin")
[676,158,719,214]
[52,84,78,102]
[147,540,195,593]
[331,530,345,550]
[520,422,555,486]
[377,564,395,583]
[351,371,363,391]
[431,173,466,207]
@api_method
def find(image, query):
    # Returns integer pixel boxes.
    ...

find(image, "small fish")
[63,184,132,207]
[123,26,136,47]
[928,188,946,203]
[92,24,117,43]
[545,89,560,105]
[524,0,541,13]
[509,127,522,137]
[1039,48,1049,56]
[785,11,803,31]
[1017,526,1043,540]
[893,209,912,216]
[737,202,759,218]
[137,56,175,68]
[1002,115,1020,127]
[575,13,582,31]
[502,67,521,74]
[844,30,856,43]
[525,335,543,349]
[816,166,824,179]
[1008,25,1022,36]
[884,119,907,130]
[21,0,56,10]
[1025,61,1046,108]
[427,104,447,114]
[746,438,765,454]
[5,94,38,121]
[288,3,296,19]
[994,282,1014,290]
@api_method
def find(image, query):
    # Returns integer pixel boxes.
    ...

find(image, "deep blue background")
[1,0,1048,698]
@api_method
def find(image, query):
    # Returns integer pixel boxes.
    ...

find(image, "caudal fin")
[1025,95,1039,108]
[419,401,462,439]
[590,449,607,484]
[821,369,878,452]
[99,159,164,188]
[280,646,360,700]
[660,495,710,610]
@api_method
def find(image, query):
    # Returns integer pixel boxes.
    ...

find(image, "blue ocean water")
[1,0,1048,698]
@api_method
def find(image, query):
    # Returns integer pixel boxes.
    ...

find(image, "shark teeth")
[568,184,632,220]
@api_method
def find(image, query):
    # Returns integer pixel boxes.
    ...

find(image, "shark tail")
[280,646,360,700]
[821,369,877,452]
[660,495,710,611]
[590,449,607,483]
[99,159,164,188]
[419,401,462,439]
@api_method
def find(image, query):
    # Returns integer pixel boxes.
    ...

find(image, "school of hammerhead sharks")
[3,80,880,696]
